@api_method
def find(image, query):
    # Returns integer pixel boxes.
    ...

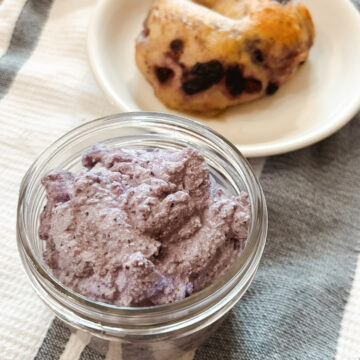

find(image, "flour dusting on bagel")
[136,0,315,114]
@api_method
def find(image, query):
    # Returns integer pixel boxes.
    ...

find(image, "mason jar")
[17,112,267,359]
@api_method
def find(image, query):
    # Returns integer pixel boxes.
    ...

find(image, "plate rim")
[87,0,360,158]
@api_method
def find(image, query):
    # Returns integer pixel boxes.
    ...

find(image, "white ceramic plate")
[87,0,360,157]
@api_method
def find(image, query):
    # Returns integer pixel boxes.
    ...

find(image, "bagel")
[136,0,315,114]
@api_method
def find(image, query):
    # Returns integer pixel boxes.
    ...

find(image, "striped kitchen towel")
[0,0,359,359]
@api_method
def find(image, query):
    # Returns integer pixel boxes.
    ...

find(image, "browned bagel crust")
[136,0,315,114]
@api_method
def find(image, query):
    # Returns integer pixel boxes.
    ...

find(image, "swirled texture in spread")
[39,145,251,306]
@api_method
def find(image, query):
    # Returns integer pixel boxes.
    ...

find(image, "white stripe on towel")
[105,342,123,360]
[336,254,360,360]
[60,331,91,360]
[0,0,27,57]
[177,349,196,360]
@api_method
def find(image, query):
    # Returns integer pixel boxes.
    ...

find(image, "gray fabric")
[34,317,71,360]
[0,0,54,100]
[195,114,360,360]
[79,337,108,360]
[352,0,360,10]
[79,345,106,360]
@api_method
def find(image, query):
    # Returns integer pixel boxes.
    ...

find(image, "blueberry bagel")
[136,0,315,114]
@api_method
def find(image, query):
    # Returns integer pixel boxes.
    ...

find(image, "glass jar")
[17,112,267,359]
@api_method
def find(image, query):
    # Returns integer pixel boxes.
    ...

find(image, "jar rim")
[17,112,267,334]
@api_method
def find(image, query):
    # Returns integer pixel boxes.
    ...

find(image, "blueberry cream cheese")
[39,145,251,306]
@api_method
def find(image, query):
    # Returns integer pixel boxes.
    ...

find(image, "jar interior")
[24,120,250,276]
[18,113,266,326]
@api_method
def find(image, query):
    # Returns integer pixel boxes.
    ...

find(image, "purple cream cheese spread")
[39,145,251,306]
